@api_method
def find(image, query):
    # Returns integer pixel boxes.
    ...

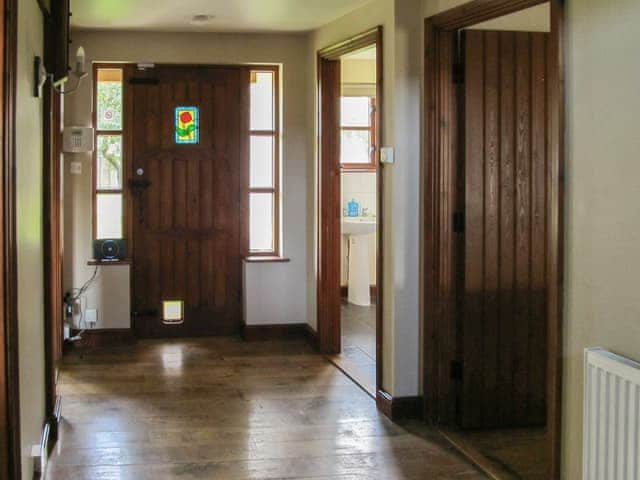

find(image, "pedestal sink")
[342,217,377,306]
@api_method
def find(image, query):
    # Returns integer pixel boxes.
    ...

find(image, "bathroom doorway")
[317,28,383,397]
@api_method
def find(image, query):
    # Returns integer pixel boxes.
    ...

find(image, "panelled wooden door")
[460,30,549,429]
[131,66,244,338]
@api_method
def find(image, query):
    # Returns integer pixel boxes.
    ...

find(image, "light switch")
[380,146,395,164]
[70,161,82,175]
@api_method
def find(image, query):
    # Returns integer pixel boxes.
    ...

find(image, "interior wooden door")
[460,30,550,429]
[131,66,244,338]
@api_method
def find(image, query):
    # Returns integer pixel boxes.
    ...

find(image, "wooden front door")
[460,30,550,429]
[130,66,244,338]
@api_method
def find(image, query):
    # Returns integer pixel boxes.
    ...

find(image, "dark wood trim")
[42,1,64,451]
[1,0,21,477]
[376,390,423,421]
[317,27,384,397]
[438,427,517,480]
[318,28,381,61]
[241,323,310,342]
[422,1,564,478]
[304,324,319,351]
[64,329,136,351]
[317,55,342,356]
[428,0,549,30]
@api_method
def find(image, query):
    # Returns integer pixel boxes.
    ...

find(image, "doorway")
[423,1,563,479]
[129,66,245,338]
[317,28,383,396]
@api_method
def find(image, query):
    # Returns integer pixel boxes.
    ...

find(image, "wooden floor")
[48,337,485,480]
[463,428,547,479]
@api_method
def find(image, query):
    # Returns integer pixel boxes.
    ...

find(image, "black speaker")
[93,239,127,261]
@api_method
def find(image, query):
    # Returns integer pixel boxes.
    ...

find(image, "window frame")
[92,63,129,242]
[248,66,281,257]
[340,96,377,172]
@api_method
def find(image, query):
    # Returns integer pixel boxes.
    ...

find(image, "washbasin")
[342,217,376,236]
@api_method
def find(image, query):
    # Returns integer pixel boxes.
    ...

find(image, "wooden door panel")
[461,30,549,429]
[131,67,243,338]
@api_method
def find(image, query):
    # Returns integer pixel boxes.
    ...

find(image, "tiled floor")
[333,301,376,394]
[48,337,485,480]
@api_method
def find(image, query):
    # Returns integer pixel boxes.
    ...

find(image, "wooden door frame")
[1,0,21,477]
[42,0,67,447]
[422,0,564,478]
[317,27,384,390]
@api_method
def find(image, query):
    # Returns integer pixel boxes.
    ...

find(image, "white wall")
[563,0,640,477]
[64,30,309,329]
[16,0,46,477]
[308,0,423,396]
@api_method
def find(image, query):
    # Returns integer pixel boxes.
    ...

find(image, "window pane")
[96,69,123,131]
[96,193,123,239]
[175,106,200,145]
[250,71,274,131]
[250,136,274,188]
[341,129,371,164]
[250,193,274,252]
[97,135,122,189]
[341,97,371,127]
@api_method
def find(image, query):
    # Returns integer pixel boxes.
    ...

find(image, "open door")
[459,29,550,429]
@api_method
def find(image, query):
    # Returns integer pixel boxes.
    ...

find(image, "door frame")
[1,0,21,477]
[422,1,564,478]
[316,27,384,391]
[42,0,67,446]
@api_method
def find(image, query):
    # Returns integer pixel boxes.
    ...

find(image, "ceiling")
[70,0,373,33]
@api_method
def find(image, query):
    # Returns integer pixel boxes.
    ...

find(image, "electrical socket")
[85,309,98,327]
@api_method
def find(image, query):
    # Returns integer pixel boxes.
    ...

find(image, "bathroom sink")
[341,217,376,236]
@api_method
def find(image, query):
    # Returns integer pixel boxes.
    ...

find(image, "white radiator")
[584,348,640,480]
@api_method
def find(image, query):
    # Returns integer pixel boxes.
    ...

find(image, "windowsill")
[87,259,132,266]
[244,256,290,263]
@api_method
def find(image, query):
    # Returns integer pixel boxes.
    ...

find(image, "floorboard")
[48,337,485,480]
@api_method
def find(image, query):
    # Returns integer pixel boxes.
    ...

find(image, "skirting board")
[34,396,61,479]
[64,328,135,350]
[340,285,377,301]
[242,323,319,348]
[376,390,423,421]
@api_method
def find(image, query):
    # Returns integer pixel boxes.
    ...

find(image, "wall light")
[34,46,88,98]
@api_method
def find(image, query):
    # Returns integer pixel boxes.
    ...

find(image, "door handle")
[129,179,152,224]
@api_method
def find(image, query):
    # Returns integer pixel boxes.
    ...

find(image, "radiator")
[584,348,640,480]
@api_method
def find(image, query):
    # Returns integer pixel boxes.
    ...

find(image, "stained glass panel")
[175,106,199,144]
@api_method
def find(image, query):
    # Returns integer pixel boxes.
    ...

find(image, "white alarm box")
[63,127,94,153]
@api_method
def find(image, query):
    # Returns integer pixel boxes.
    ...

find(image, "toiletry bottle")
[348,199,360,217]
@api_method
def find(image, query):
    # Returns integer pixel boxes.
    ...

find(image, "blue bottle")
[347,199,360,217]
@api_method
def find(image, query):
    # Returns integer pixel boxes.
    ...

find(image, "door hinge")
[453,62,464,84]
[453,211,465,234]
[450,360,463,381]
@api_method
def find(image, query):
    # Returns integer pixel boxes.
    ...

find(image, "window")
[249,68,280,255]
[340,96,377,171]
[94,66,126,241]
